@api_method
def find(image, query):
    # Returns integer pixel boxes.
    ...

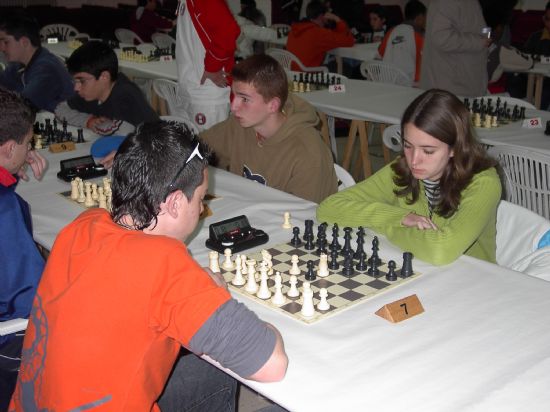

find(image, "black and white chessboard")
[219,241,421,325]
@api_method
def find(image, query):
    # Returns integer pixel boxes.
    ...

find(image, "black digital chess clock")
[205,215,269,253]
[57,155,108,182]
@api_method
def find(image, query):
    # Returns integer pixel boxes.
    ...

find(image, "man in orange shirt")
[378,0,426,85]
[286,0,354,70]
[10,122,288,411]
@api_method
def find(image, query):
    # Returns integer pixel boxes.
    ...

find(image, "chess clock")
[57,155,108,182]
[205,215,269,253]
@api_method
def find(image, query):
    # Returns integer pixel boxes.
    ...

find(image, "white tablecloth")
[328,42,380,62]
[15,146,550,412]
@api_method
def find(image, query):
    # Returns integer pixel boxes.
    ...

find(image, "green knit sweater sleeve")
[317,164,502,266]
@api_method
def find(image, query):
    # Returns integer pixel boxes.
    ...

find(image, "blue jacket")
[0,47,74,112]
[0,171,45,346]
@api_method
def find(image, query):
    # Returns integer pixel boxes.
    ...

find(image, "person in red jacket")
[286,0,354,70]
[175,0,240,131]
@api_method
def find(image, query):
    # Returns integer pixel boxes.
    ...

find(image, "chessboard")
[288,72,343,93]
[59,179,216,219]
[463,97,527,129]
[118,46,174,63]
[212,221,421,324]
[33,118,85,149]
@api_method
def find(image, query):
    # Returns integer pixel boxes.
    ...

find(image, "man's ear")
[0,140,16,159]
[267,97,282,113]
[163,189,186,219]
[99,70,111,82]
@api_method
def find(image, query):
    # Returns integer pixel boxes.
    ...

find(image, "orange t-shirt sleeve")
[148,244,231,346]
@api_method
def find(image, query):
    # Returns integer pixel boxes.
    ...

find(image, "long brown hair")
[392,89,496,217]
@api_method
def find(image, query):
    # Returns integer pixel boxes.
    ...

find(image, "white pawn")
[208,251,220,273]
[317,253,329,278]
[34,136,42,149]
[231,255,246,286]
[77,179,85,203]
[70,179,79,200]
[300,282,315,318]
[106,192,112,212]
[84,182,95,207]
[271,272,286,306]
[317,288,330,311]
[240,254,248,274]
[222,248,235,271]
[98,187,107,209]
[256,265,271,299]
[282,212,292,229]
[245,261,258,294]
[289,254,300,275]
[261,250,273,275]
[91,183,99,201]
[287,275,299,298]
[246,259,256,281]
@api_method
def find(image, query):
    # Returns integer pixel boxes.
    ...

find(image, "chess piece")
[330,223,340,251]
[261,249,273,275]
[340,227,353,256]
[355,252,368,271]
[368,236,382,267]
[98,187,107,209]
[256,265,271,299]
[91,183,99,201]
[70,179,79,200]
[290,227,302,247]
[245,262,258,294]
[271,272,287,306]
[367,256,380,277]
[303,219,314,241]
[208,251,220,273]
[241,254,248,274]
[400,252,414,277]
[304,235,315,250]
[305,260,316,281]
[317,253,329,278]
[222,248,235,271]
[317,288,330,311]
[232,255,246,286]
[386,260,397,281]
[84,182,95,207]
[246,259,257,281]
[77,179,85,203]
[287,275,300,297]
[342,253,355,276]
[289,255,301,275]
[328,249,340,270]
[282,212,292,229]
[300,282,315,318]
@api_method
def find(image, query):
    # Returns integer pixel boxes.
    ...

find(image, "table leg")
[534,74,544,110]
[357,121,373,178]
[335,56,343,75]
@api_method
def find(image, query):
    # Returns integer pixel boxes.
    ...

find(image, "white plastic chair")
[266,48,328,73]
[488,145,550,220]
[115,28,144,45]
[153,78,182,116]
[40,24,79,42]
[382,124,402,152]
[160,115,199,134]
[360,60,411,86]
[496,200,550,280]
[151,32,175,49]
[334,164,355,191]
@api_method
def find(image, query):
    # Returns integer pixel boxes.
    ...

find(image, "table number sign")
[541,56,550,64]
[160,55,173,63]
[49,141,76,153]
[329,84,346,93]
[376,294,424,323]
[523,117,543,129]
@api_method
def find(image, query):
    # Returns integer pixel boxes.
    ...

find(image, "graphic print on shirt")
[243,164,267,185]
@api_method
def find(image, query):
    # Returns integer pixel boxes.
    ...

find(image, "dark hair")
[66,41,118,80]
[0,11,41,47]
[111,121,211,230]
[0,87,36,145]
[369,6,387,21]
[392,89,497,218]
[306,0,327,20]
[404,0,426,21]
[232,54,288,109]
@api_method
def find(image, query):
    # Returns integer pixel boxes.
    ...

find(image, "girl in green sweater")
[317,89,501,265]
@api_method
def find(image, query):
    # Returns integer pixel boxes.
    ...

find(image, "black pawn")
[400,252,414,278]
[305,260,316,281]
[367,257,379,277]
[77,129,85,143]
[386,260,397,281]
[342,253,355,277]
[353,236,365,260]
[328,249,340,270]
[330,224,340,251]
[355,252,367,271]
[316,233,328,256]
[290,226,302,247]
[303,219,314,241]
[304,235,315,250]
